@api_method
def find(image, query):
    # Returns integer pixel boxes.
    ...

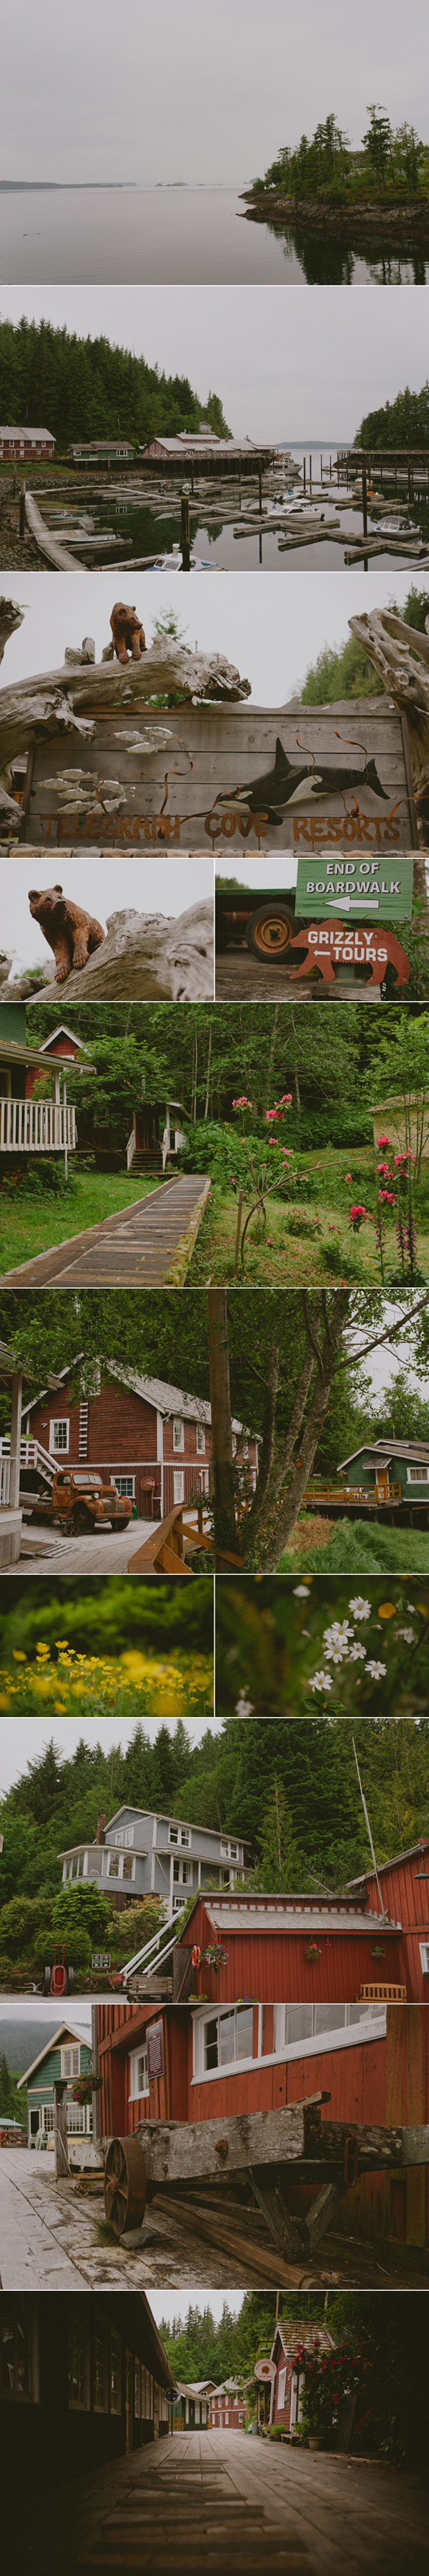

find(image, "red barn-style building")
[25,1023,91,1099]
[255,2320,334,2435]
[93,1999,429,2251]
[21,1361,258,1521]
[0,424,55,460]
[170,1844,429,2006]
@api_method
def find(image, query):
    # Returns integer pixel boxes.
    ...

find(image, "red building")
[208,2383,248,2429]
[94,1999,429,2251]
[255,2320,334,2434]
[170,1842,429,2004]
[0,424,55,459]
[25,1023,90,1099]
[22,1362,257,1521]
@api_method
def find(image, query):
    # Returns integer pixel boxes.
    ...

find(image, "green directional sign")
[295,850,414,922]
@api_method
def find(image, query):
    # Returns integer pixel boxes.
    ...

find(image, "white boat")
[374,516,420,537]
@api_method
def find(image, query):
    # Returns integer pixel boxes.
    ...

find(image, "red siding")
[97,2004,429,2246]
[365,1847,429,2001]
[180,1896,406,2002]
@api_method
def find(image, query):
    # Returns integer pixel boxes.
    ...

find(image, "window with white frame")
[174,1469,184,1504]
[173,1858,192,1884]
[201,2005,254,2074]
[49,1417,69,1454]
[193,1997,386,2084]
[278,2368,286,2412]
[124,1826,135,1847]
[62,2047,80,2079]
[173,1419,184,1452]
[129,2046,149,2100]
[220,1840,238,1861]
[66,2102,85,2135]
[168,1824,190,1847]
[419,1941,429,1974]
[107,1850,135,1882]
[407,1466,429,1482]
[196,1424,205,1454]
[114,1475,135,1498]
[242,1440,249,1460]
[43,2105,55,2133]
[113,1830,124,1847]
[198,1468,209,1494]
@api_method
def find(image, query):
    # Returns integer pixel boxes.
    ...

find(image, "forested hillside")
[356,381,429,449]
[0,315,231,448]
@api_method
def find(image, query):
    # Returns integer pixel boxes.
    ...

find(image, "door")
[376,1470,390,1500]
[125,2349,133,2450]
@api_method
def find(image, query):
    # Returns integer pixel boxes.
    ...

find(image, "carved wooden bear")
[29,885,106,983]
[110,602,146,664]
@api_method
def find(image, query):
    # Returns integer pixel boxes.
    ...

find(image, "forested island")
[355,379,429,450]
[0,314,231,452]
[244,107,429,236]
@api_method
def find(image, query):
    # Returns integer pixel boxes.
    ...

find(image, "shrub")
[0,1161,77,1200]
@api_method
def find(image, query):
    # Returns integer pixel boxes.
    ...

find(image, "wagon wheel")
[104,2134,147,2238]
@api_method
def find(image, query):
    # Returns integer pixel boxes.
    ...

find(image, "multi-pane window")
[173,1858,191,1884]
[130,2046,149,2100]
[114,1476,135,1497]
[93,2325,108,2413]
[108,1853,120,1878]
[49,1418,69,1453]
[1,2302,34,2401]
[272,2001,387,2051]
[174,1470,184,1504]
[196,1424,205,1453]
[62,2047,80,2079]
[66,2102,85,2135]
[408,1466,429,1482]
[203,2006,254,2072]
[110,2331,121,2415]
[68,2314,88,2410]
[168,1825,190,1847]
[278,2368,286,2412]
[43,2105,55,2133]
[173,1419,184,1451]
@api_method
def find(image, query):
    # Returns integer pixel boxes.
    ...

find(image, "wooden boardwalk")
[1,1176,210,1289]
[24,2431,429,2576]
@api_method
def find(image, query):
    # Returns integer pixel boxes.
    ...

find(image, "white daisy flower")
[395,1629,414,1643]
[309,1671,332,1692]
[348,1597,371,1621]
[325,1646,349,1665]
[235,1695,254,1716]
[348,1644,367,1661]
[365,1661,386,1680]
[293,1586,311,1596]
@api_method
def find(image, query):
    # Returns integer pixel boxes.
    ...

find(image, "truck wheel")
[73,1509,93,1534]
[245,903,304,959]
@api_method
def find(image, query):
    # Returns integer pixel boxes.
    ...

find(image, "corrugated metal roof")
[0,424,54,440]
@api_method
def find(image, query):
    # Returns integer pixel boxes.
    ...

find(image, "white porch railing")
[0,1436,55,1501]
[0,1098,76,1153]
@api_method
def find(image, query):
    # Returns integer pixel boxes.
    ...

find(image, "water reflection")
[266,220,428,287]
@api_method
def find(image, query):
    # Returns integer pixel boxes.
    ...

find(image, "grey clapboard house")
[58,1804,248,1913]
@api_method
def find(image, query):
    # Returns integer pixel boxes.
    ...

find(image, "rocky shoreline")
[241,189,429,241]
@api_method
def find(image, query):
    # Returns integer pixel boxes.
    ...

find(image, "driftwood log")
[0,643,250,785]
[0,597,25,666]
[349,606,429,858]
[25,896,214,1003]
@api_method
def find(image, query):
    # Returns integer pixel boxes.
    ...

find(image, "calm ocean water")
[0,187,426,285]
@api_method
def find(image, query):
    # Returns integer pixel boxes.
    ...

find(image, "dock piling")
[19,480,25,538]
[180,494,191,569]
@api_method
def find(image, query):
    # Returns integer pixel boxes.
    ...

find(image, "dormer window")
[113,1831,124,1847]
[173,1419,184,1452]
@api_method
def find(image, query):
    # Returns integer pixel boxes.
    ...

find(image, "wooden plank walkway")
[1,1176,211,1288]
[23,2431,429,2576]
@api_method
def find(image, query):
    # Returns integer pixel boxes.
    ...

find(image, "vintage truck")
[215,883,304,960]
[28,1467,132,1535]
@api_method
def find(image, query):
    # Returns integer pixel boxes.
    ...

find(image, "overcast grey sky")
[1,566,411,705]
[3,283,427,444]
[0,1715,223,1801]
[2,0,427,185]
[4,853,214,976]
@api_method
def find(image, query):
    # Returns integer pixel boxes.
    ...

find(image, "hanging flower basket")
[71,2070,103,2104]
[305,1941,321,1963]
[191,1941,229,1974]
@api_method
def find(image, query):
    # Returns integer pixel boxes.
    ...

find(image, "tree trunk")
[242,1291,351,1570]
[207,1289,237,1561]
[204,1023,212,1119]
[348,607,429,852]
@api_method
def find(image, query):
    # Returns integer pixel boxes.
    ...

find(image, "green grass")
[280,1516,429,1575]
[189,1148,429,1287]
[0,1170,161,1273]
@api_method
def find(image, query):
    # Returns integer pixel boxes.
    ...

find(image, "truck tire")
[245,902,304,959]
[73,1509,94,1534]
[43,1964,52,1994]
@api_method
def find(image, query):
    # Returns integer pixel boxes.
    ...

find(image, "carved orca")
[213,736,390,827]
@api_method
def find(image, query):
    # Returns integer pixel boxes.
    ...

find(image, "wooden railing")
[0,1098,76,1152]
[304,1480,402,1507]
[128,1495,213,1574]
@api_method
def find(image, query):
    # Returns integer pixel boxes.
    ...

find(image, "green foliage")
[0,1162,77,1201]
[0,317,231,450]
[0,2053,25,2126]
[357,379,429,448]
[260,109,428,204]
[301,586,429,703]
[216,1580,429,1720]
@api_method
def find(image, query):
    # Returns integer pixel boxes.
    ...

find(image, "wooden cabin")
[17,2022,94,2148]
[338,1439,429,1509]
[19,1359,257,1522]
[255,2320,334,2435]
[163,1854,429,2002]
[0,425,55,459]
[68,440,135,464]
[94,1999,429,2251]
[170,2382,212,2430]
[0,2291,173,2504]
[25,1021,92,1098]
[0,1011,77,1163]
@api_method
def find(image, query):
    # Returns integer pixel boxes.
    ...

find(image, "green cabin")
[168,2382,212,2430]
[339,1438,429,1502]
[18,2020,93,2146]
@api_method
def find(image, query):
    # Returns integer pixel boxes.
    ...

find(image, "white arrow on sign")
[325,894,380,913]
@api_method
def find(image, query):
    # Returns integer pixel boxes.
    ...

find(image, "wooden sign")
[295,850,414,922]
[146,2019,165,2083]
[24,701,418,850]
[288,921,410,988]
